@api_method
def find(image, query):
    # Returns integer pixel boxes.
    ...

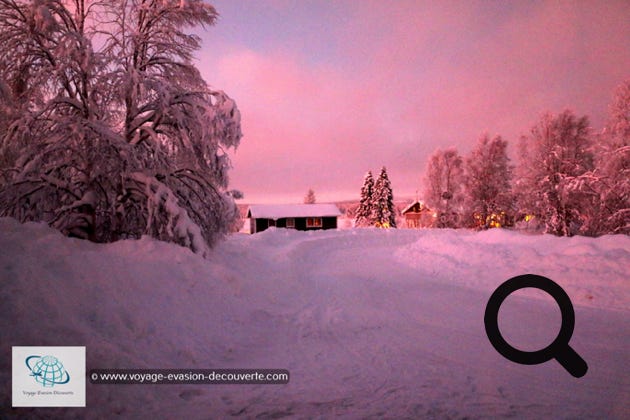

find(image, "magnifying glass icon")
[484,274,588,378]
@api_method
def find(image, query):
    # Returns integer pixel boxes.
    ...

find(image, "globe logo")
[25,355,70,387]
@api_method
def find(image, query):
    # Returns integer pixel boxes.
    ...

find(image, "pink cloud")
[199,1,630,203]
[208,49,386,202]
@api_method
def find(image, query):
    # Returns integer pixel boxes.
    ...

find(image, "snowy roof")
[247,204,341,220]
[401,200,431,214]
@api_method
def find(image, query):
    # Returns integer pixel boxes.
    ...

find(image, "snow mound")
[395,228,630,311]
[1,219,628,418]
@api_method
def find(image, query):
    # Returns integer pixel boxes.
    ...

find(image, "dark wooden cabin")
[247,204,341,234]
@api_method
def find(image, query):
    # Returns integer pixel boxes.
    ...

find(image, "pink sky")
[197,0,630,204]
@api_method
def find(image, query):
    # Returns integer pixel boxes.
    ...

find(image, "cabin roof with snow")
[401,200,431,214]
[247,204,341,220]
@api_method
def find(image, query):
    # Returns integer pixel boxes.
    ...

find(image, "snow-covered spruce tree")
[0,0,241,255]
[423,148,464,228]
[515,110,593,236]
[463,134,513,229]
[354,170,374,227]
[372,167,396,228]
[304,188,316,204]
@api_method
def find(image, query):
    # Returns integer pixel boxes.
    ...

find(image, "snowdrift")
[1,218,628,418]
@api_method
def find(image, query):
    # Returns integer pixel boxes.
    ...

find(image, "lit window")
[306,217,322,228]
[286,218,295,228]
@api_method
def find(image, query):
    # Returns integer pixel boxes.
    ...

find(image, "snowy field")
[1,217,629,418]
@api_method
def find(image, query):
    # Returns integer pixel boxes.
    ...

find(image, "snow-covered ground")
[1,218,629,418]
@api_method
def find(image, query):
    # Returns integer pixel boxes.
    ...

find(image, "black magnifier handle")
[555,345,588,378]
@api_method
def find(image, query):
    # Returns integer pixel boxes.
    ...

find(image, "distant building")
[246,204,341,234]
[401,200,435,228]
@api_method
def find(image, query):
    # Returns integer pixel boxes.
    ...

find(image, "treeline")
[422,80,629,236]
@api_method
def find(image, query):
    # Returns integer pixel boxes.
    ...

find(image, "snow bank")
[1,219,628,418]
[395,227,630,311]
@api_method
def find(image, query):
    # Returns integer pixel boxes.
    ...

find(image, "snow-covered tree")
[423,148,464,228]
[355,171,374,227]
[515,110,594,236]
[103,0,242,249]
[0,0,242,255]
[0,0,115,241]
[598,80,630,234]
[463,134,513,229]
[304,188,316,204]
[570,81,630,235]
[372,166,396,228]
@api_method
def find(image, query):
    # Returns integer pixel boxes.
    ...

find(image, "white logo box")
[12,346,86,407]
